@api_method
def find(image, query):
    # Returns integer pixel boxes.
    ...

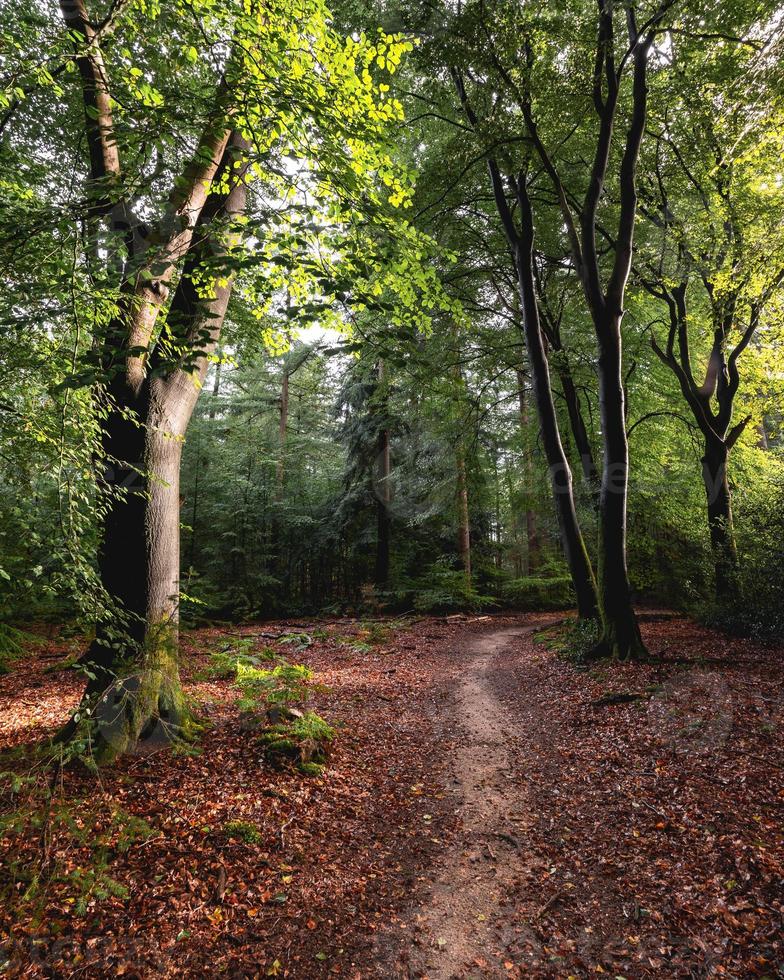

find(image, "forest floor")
[1,612,783,978]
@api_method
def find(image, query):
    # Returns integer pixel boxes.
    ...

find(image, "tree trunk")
[375,425,391,587]
[515,369,541,574]
[276,367,289,497]
[456,445,472,588]
[86,375,150,691]
[702,439,739,601]
[72,133,250,757]
[208,352,222,421]
[374,360,391,588]
[514,240,598,619]
[555,362,600,497]
[592,320,645,659]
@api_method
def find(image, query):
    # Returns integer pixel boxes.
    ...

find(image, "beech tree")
[640,10,784,600]
[0,0,447,752]
[448,62,600,622]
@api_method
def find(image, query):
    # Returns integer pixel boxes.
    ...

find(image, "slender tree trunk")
[187,433,200,572]
[515,368,540,574]
[375,425,391,587]
[702,438,738,600]
[208,354,222,421]
[515,235,598,619]
[451,353,473,590]
[592,320,645,659]
[555,362,600,495]
[456,445,472,588]
[374,360,391,588]
[276,367,289,497]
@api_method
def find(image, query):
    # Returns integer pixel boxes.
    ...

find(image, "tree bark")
[537,299,600,495]
[515,369,540,574]
[74,133,251,756]
[556,362,600,495]
[593,314,645,657]
[702,438,738,601]
[514,234,598,619]
[456,444,472,588]
[375,425,391,587]
[374,360,391,588]
[276,367,289,498]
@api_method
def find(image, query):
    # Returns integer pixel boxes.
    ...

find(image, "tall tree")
[640,12,784,600]
[39,0,433,752]
[447,27,600,620]
[510,0,674,656]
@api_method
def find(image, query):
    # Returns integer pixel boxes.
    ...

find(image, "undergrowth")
[199,636,278,680]
[0,766,154,921]
[235,662,334,773]
[535,617,599,664]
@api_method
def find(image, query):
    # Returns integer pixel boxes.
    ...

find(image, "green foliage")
[278,634,314,651]
[536,618,600,665]
[501,576,575,612]
[358,621,393,645]
[702,479,784,640]
[222,819,264,844]
[200,637,278,679]
[410,567,495,614]
[285,711,336,744]
[235,662,314,712]
[298,761,326,777]
[0,624,28,674]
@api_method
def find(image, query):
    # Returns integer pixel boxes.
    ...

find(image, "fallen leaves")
[1,612,783,977]
[0,616,460,977]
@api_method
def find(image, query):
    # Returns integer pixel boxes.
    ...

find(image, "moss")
[87,622,193,763]
[222,819,264,844]
[264,737,300,757]
[287,711,335,743]
[298,761,325,777]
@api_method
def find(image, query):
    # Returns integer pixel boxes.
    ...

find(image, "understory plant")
[235,662,334,773]
[200,636,277,679]
[0,769,154,921]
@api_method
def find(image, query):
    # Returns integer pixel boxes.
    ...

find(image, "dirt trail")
[374,625,542,978]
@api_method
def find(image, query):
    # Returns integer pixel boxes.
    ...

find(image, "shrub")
[358,621,391,645]
[0,624,27,675]
[501,576,575,611]
[700,477,784,641]
[544,618,600,663]
[410,565,495,614]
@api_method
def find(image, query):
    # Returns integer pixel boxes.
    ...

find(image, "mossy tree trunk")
[70,132,251,757]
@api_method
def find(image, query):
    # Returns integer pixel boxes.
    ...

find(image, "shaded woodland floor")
[1,613,783,978]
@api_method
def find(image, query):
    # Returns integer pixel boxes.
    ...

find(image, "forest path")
[373,624,546,979]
